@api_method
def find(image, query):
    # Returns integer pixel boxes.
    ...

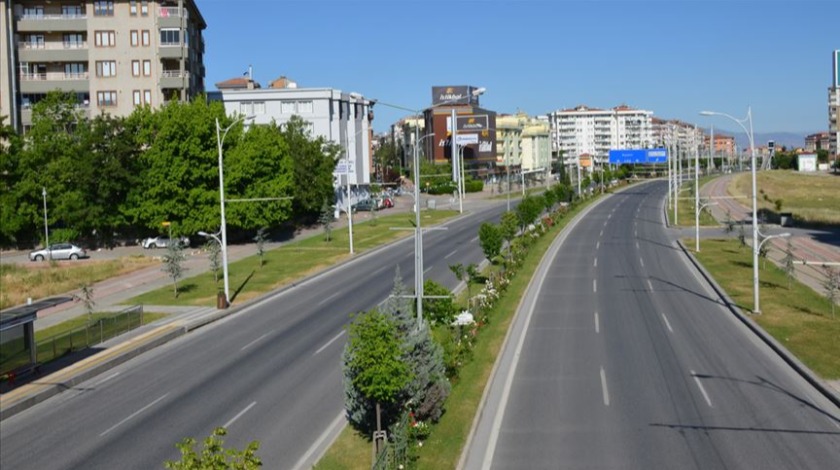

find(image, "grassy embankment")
[729,170,840,225]
[668,174,718,227]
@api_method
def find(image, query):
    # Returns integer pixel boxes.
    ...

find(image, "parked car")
[381,196,394,208]
[142,236,190,249]
[353,199,377,212]
[29,243,87,261]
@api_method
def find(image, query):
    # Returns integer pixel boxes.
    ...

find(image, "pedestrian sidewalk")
[699,173,840,302]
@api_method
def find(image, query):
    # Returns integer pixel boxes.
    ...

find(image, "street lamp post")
[695,201,717,252]
[41,187,50,259]
[215,115,255,308]
[700,108,761,312]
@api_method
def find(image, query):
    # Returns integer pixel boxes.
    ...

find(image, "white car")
[29,243,87,261]
[141,236,190,249]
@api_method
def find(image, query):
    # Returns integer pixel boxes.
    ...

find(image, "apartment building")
[391,115,426,170]
[495,113,550,176]
[1,0,206,131]
[829,50,839,157]
[546,104,654,166]
[208,75,374,213]
[805,131,833,153]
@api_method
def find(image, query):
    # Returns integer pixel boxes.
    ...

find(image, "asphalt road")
[464,181,840,469]
[0,201,508,469]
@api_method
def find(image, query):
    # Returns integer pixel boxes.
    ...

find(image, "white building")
[209,76,373,213]
[546,104,655,165]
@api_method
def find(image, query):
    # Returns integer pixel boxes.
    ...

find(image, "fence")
[1,305,144,377]
[371,412,410,470]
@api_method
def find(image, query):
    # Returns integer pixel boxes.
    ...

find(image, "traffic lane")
[4,200,508,468]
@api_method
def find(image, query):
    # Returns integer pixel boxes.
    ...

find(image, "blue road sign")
[608,148,667,164]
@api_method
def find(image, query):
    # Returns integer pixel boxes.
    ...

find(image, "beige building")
[496,113,550,181]
[1,0,205,132]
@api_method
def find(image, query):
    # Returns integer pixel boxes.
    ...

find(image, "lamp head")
[471,87,486,97]
[198,231,209,237]
[699,111,715,116]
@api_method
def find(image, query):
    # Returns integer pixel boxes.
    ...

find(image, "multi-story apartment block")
[209,75,374,212]
[1,0,206,132]
[390,115,426,171]
[546,104,654,166]
[495,113,550,177]
[805,132,833,153]
[829,50,839,157]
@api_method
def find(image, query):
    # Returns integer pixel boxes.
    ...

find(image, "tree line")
[0,91,341,249]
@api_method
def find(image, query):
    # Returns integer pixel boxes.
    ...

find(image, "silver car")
[29,243,87,261]
[142,236,190,249]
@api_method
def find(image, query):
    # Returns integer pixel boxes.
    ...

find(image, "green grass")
[315,199,598,470]
[693,238,840,379]
[729,170,840,225]
[668,175,718,227]
[128,210,459,307]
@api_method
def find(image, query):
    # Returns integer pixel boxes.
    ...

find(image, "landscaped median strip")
[0,323,184,420]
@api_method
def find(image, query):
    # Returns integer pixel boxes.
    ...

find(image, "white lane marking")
[647,279,654,291]
[95,372,120,387]
[600,367,610,406]
[607,214,612,220]
[662,314,674,333]
[315,330,346,355]
[640,257,645,267]
[424,267,433,275]
[594,257,598,268]
[636,242,640,249]
[596,241,600,250]
[593,279,597,293]
[223,401,257,429]
[317,291,342,307]
[444,249,458,259]
[100,393,169,436]
[600,229,604,237]
[635,230,638,237]
[691,370,713,407]
[293,411,346,470]
[470,236,479,243]
[241,332,272,351]
[594,312,600,333]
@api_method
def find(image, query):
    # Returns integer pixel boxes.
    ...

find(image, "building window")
[130,30,138,46]
[238,101,265,116]
[133,90,142,106]
[97,91,117,107]
[94,31,116,47]
[254,102,266,115]
[281,101,296,114]
[65,63,86,77]
[24,34,45,48]
[160,29,180,45]
[141,1,149,16]
[93,1,114,16]
[143,60,151,76]
[141,30,150,46]
[62,5,83,16]
[144,90,152,105]
[23,6,44,18]
[298,101,313,113]
[130,1,137,15]
[132,60,140,76]
[95,61,117,78]
[63,33,84,48]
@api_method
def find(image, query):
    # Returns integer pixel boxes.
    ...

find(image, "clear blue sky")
[199,0,839,135]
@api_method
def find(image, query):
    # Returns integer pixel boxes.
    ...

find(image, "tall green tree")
[281,116,340,223]
[342,309,411,435]
[0,115,26,245]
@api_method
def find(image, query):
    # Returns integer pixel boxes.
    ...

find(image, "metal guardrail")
[1,305,144,376]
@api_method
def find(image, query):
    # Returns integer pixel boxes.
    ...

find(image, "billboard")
[431,109,496,163]
[432,85,480,106]
[835,50,840,88]
[447,114,490,132]
[608,148,668,164]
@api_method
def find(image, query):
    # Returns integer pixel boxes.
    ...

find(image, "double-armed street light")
[213,114,255,308]
[700,108,762,312]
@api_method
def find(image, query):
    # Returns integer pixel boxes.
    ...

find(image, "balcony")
[16,13,87,32]
[19,72,89,94]
[158,7,188,28]
[159,42,184,59]
[160,70,190,89]
[18,41,88,62]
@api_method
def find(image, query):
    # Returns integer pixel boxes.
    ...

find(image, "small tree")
[723,210,735,235]
[824,266,839,318]
[164,427,261,470]
[77,283,95,323]
[253,227,268,267]
[737,223,746,249]
[782,237,796,289]
[319,201,334,242]
[423,280,458,326]
[342,309,411,446]
[478,222,503,261]
[162,242,186,297]
[206,239,222,284]
[499,211,519,245]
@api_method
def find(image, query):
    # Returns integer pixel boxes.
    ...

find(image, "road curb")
[675,239,840,409]
[0,324,185,421]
